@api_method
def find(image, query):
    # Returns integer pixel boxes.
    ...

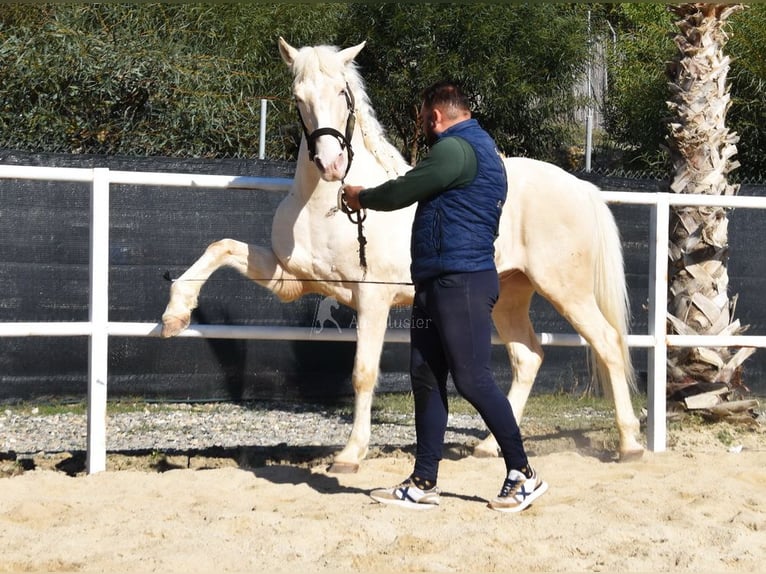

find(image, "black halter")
[296,82,356,179]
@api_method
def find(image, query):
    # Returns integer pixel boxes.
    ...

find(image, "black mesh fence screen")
[1,151,764,403]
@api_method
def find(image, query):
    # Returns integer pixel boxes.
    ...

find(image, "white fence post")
[646,193,670,452]
[259,99,267,160]
[86,168,110,474]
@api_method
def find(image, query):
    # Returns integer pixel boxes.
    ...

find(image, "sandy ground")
[0,424,764,573]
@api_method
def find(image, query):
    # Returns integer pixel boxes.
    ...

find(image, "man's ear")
[431,107,443,128]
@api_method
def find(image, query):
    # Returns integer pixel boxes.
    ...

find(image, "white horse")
[161,38,644,472]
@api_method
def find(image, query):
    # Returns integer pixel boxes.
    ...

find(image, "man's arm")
[343,137,476,212]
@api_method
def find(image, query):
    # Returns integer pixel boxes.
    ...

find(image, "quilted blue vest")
[410,119,507,282]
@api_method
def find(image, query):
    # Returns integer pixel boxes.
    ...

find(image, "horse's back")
[503,156,601,213]
[496,157,604,286]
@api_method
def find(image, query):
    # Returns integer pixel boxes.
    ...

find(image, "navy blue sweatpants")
[409,269,529,483]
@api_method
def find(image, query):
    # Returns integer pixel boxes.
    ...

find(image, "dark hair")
[421,80,471,114]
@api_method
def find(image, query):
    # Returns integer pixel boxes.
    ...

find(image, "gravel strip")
[1,402,489,455]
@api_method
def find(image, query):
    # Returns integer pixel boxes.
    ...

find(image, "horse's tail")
[590,189,636,393]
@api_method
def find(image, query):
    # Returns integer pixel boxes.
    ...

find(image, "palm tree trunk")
[665,3,753,399]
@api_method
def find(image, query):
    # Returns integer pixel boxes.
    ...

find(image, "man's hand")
[342,185,365,212]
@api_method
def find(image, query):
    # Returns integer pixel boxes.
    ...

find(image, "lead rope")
[337,186,367,274]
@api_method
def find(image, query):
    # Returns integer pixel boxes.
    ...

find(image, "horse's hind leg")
[474,272,543,458]
[162,238,302,337]
[546,293,643,461]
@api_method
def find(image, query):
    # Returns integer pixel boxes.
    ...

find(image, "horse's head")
[279,37,365,183]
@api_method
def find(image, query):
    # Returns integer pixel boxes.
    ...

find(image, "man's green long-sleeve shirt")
[359,136,478,211]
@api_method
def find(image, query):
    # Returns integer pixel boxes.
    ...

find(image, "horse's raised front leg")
[161,238,303,337]
[328,288,391,473]
[474,273,543,458]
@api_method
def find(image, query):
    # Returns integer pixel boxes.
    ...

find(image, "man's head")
[420,80,472,145]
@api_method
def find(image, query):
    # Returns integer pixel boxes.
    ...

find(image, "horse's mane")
[292,44,411,178]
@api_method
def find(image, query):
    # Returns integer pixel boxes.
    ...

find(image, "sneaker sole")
[488,480,548,513]
[370,494,440,510]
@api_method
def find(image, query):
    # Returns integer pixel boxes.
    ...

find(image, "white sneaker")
[370,477,441,510]
[488,467,548,513]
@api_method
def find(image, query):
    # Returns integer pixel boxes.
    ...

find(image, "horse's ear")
[278,36,299,66]
[338,41,366,65]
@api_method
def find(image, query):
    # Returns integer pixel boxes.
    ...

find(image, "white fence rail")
[1,164,765,474]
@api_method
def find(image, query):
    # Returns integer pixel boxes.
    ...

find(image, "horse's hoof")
[327,461,360,474]
[618,448,644,463]
[472,445,500,459]
[161,314,190,338]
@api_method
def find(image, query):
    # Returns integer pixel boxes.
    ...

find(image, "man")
[343,80,547,513]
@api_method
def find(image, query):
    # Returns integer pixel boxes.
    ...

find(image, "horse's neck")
[354,101,411,179]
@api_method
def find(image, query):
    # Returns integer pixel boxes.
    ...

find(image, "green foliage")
[341,3,590,163]
[1,3,766,179]
[0,3,343,157]
[727,4,766,180]
[601,3,675,173]
[602,3,766,180]
[0,3,590,163]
